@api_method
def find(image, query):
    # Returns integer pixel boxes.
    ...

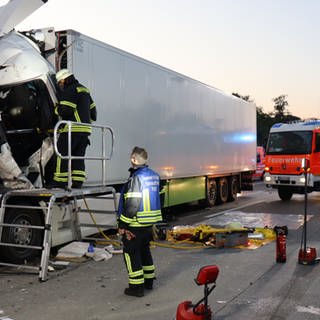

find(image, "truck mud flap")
[241,171,254,191]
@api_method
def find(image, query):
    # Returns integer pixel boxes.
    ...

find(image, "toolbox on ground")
[215,231,249,248]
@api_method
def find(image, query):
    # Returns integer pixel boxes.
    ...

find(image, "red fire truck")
[264,120,320,200]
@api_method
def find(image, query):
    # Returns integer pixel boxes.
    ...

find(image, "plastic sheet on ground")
[202,211,311,230]
[56,241,89,259]
[55,241,113,262]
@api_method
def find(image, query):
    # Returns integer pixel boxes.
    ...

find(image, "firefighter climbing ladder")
[0,121,117,281]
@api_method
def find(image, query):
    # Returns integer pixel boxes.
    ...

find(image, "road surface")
[1,182,320,320]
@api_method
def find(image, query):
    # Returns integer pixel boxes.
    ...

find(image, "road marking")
[296,305,320,315]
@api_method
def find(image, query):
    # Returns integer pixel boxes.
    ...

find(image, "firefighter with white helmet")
[55,69,73,83]
[52,69,97,188]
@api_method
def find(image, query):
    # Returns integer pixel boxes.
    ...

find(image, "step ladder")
[0,186,117,281]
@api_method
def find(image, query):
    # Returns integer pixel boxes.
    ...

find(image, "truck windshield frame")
[266,130,312,155]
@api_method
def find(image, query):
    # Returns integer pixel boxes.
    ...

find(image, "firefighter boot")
[144,279,153,290]
[124,284,144,297]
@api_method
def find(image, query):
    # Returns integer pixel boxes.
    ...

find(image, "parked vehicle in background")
[253,146,265,180]
[264,120,320,200]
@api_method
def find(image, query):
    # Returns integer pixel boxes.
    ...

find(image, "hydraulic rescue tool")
[176,265,219,320]
[298,159,318,265]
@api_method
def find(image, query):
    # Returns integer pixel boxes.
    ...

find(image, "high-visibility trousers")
[53,132,89,186]
[122,227,155,285]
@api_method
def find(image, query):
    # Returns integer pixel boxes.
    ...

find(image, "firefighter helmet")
[55,69,73,82]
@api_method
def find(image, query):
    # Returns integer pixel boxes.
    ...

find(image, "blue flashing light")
[224,133,255,143]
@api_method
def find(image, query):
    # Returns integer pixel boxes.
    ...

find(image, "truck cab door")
[312,131,320,175]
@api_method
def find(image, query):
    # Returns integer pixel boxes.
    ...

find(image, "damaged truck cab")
[0,30,60,264]
[0,1,115,270]
[0,30,57,189]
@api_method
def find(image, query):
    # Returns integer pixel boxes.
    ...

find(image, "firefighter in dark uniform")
[53,69,97,188]
[118,146,162,297]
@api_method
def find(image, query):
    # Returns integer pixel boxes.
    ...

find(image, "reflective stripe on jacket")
[55,80,96,133]
[119,166,162,228]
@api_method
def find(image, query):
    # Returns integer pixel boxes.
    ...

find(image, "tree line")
[232,93,301,148]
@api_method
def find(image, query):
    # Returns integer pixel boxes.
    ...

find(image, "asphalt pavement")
[1,183,320,320]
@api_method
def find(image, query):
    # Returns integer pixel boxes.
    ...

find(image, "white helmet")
[55,69,73,82]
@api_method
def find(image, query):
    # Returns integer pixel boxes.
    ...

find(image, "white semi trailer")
[55,29,257,208]
[0,1,256,276]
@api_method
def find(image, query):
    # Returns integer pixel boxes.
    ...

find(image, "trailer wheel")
[0,208,43,264]
[278,187,293,201]
[207,178,217,206]
[217,177,228,204]
[228,176,238,202]
[199,178,217,207]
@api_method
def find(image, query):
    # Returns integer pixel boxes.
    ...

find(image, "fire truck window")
[315,133,320,152]
[267,131,312,155]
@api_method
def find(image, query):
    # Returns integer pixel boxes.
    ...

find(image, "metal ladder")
[0,121,117,281]
[0,186,117,281]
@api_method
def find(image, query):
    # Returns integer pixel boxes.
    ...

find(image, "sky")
[9,0,320,119]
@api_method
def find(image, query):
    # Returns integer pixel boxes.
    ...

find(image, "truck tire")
[217,177,228,204]
[278,187,293,201]
[199,178,217,207]
[0,208,43,264]
[228,176,238,202]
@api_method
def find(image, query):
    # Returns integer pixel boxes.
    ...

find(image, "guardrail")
[53,120,114,189]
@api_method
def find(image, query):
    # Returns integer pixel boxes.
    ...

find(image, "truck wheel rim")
[12,218,32,245]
